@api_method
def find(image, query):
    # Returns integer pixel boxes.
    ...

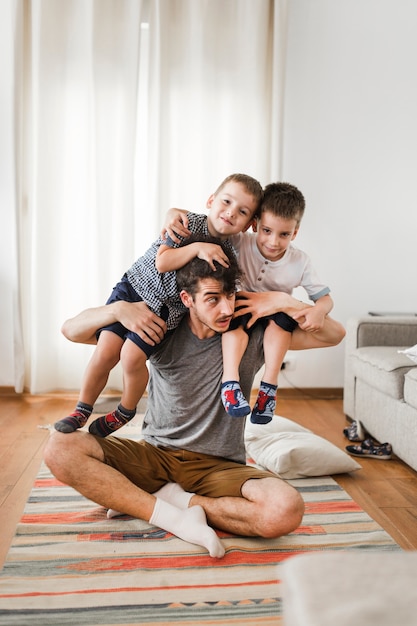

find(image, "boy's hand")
[161,208,191,243]
[197,243,230,271]
[293,306,325,332]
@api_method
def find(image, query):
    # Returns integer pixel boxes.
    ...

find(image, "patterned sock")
[150,498,225,558]
[88,403,136,437]
[54,401,93,433]
[250,382,277,424]
[221,381,251,417]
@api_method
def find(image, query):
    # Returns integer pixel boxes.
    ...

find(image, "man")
[45,240,342,558]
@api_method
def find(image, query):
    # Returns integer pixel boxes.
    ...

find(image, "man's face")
[180,278,236,337]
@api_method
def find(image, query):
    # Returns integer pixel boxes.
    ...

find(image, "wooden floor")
[1,390,417,570]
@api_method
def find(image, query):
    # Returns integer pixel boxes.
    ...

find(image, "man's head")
[253,182,306,262]
[205,173,263,239]
[176,236,241,335]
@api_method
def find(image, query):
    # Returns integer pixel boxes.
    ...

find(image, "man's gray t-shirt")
[142,318,264,464]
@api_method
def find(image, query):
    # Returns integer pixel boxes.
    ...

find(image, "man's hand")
[62,301,167,346]
[234,291,301,328]
[160,208,191,243]
[113,301,167,345]
[233,291,345,349]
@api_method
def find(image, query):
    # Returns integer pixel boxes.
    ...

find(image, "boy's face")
[205,181,257,239]
[254,211,299,262]
[180,278,236,338]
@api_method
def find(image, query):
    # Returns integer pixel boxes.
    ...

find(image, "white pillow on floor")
[245,415,361,479]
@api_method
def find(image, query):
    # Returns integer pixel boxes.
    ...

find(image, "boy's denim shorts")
[96,274,168,358]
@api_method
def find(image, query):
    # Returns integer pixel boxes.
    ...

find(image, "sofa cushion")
[351,346,415,400]
[404,367,417,410]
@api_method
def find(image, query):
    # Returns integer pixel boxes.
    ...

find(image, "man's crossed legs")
[43,431,304,558]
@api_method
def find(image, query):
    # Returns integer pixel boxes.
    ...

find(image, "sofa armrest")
[343,315,417,418]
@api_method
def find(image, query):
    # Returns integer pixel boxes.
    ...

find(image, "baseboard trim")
[0,387,343,401]
[252,387,343,400]
[0,386,17,396]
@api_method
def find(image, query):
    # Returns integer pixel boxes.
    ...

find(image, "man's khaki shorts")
[95,436,276,498]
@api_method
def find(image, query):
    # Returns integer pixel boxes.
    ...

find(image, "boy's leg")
[54,330,124,433]
[251,322,291,424]
[89,338,148,437]
[221,327,251,417]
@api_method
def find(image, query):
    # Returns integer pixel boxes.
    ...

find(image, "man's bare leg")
[43,431,224,557]
[191,476,305,538]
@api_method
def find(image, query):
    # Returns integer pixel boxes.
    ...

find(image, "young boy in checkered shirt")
[54,174,262,437]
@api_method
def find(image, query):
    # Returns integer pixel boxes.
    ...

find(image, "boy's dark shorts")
[96,274,169,358]
[94,436,277,498]
[229,311,298,334]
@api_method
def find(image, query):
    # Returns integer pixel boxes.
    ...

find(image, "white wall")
[2,0,417,391]
[275,0,417,388]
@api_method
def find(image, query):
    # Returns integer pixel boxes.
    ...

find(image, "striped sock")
[251,382,277,424]
[88,403,136,437]
[54,402,93,433]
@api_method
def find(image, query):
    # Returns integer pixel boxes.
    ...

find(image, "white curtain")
[13,0,288,393]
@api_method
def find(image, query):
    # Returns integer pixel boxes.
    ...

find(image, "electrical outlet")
[281,358,296,371]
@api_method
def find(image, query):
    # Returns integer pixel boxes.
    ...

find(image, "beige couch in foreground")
[343,315,417,471]
[282,551,417,626]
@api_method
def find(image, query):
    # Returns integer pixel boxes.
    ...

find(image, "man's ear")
[179,290,193,308]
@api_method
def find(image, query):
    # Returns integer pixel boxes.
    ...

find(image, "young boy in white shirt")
[161,181,342,425]
[222,182,335,423]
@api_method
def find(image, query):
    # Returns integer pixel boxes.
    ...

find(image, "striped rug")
[0,430,401,625]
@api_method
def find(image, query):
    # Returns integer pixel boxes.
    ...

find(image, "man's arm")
[235,291,345,349]
[61,301,167,346]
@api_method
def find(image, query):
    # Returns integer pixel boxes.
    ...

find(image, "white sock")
[107,483,194,519]
[107,508,124,519]
[149,498,225,559]
[152,482,194,509]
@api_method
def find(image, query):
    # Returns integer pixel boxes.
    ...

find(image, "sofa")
[343,315,417,471]
[282,551,417,626]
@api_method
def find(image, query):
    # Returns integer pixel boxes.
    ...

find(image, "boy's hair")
[176,235,242,298]
[214,173,263,213]
[261,182,305,225]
